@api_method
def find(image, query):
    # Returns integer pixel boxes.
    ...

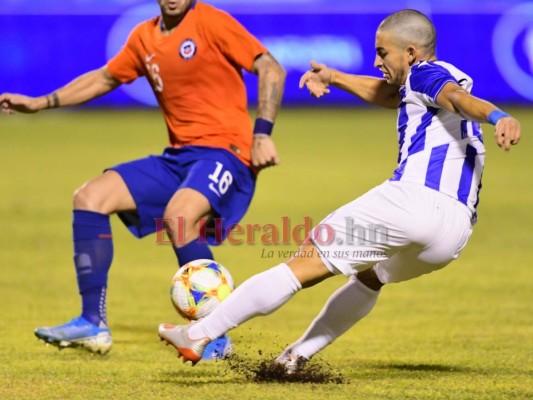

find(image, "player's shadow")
[156,368,244,385]
[376,362,472,373]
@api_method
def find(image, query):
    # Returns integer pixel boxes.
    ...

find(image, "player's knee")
[286,244,333,288]
[164,190,213,246]
[163,208,200,245]
[356,268,384,291]
[163,206,198,227]
[73,182,105,212]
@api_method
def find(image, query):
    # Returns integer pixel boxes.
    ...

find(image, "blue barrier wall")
[2,1,533,106]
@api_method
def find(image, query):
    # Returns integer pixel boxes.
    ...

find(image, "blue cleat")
[34,316,112,355]
[201,334,234,361]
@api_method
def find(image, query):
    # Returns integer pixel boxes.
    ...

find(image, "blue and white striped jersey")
[390,60,485,219]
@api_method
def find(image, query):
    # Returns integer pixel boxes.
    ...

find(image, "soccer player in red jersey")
[0,0,286,357]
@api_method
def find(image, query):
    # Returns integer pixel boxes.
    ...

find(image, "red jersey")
[107,1,268,166]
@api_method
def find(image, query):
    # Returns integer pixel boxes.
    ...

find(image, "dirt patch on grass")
[225,353,345,384]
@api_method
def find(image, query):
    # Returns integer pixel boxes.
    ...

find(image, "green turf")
[0,108,531,399]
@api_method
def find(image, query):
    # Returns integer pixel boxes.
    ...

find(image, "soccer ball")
[170,259,234,320]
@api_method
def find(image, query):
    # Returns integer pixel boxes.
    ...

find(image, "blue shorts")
[108,146,256,245]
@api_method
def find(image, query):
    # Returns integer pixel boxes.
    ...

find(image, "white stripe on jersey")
[390,61,485,219]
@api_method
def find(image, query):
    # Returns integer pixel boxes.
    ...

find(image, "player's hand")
[0,93,44,114]
[494,116,521,152]
[299,61,334,98]
[251,135,280,170]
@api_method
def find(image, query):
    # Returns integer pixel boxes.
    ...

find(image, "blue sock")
[173,238,213,266]
[73,210,113,327]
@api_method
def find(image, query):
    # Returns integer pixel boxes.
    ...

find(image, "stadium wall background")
[2,0,533,106]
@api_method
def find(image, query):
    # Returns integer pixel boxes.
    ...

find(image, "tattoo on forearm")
[255,54,286,120]
[269,84,279,106]
[258,80,282,120]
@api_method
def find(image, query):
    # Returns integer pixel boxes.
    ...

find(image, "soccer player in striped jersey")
[157,10,521,370]
[0,0,286,356]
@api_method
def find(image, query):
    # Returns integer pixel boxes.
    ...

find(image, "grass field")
[0,108,531,399]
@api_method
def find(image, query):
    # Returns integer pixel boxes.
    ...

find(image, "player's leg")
[161,150,258,359]
[35,171,136,354]
[279,182,473,368]
[189,243,332,338]
[163,188,214,265]
[271,182,401,367]
[162,187,233,359]
[283,225,469,369]
[163,150,256,267]
[277,268,382,369]
[314,230,470,358]
[158,242,333,364]
[373,182,473,284]
[72,170,137,327]
[194,241,331,362]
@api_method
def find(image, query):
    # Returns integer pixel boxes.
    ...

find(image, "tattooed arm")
[250,53,286,170]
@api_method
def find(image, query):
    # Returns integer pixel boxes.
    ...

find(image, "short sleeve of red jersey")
[107,24,145,83]
[204,7,268,72]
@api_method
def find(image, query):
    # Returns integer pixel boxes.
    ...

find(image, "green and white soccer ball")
[170,259,235,320]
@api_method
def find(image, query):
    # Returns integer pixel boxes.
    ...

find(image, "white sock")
[189,263,302,340]
[288,275,379,360]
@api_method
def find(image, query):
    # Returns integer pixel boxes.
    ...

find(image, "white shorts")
[311,181,473,283]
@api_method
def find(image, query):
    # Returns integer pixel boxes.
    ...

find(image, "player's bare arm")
[250,53,286,169]
[0,66,121,115]
[299,61,401,108]
[437,82,521,152]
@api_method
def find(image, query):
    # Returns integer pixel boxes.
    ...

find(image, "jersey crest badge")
[179,38,197,60]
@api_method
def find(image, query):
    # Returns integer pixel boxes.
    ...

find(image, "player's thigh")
[170,155,255,244]
[309,183,403,277]
[164,188,213,224]
[374,218,473,284]
[307,181,473,279]
[164,188,213,245]
[108,152,185,238]
[73,170,136,214]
